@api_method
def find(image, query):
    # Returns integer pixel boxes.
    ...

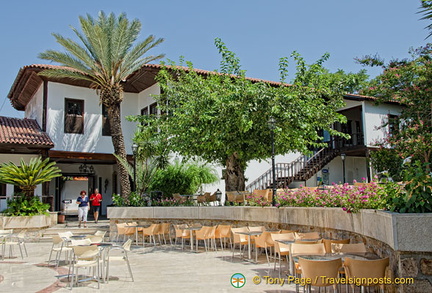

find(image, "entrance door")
[55,174,95,213]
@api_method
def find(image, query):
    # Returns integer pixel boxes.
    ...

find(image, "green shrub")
[390,161,432,213]
[149,160,218,196]
[112,192,146,207]
[3,194,50,216]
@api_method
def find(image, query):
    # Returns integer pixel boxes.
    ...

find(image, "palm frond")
[39,11,164,90]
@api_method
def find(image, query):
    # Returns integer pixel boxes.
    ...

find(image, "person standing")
[90,188,103,223]
[76,190,89,228]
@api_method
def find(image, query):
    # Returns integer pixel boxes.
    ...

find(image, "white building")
[1,64,401,213]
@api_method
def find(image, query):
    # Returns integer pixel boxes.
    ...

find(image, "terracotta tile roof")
[132,63,285,86]
[0,116,54,148]
[8,63,382,110]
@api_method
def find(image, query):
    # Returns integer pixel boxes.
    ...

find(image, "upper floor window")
[140,107,148,116]
[64,98,84,134]
[149,102,158,115]
[388,114,399,136]
[102,104,111,136]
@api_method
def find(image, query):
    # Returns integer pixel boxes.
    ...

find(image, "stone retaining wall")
[108,206,432,292]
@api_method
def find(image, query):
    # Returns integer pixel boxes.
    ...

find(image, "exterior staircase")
[246,143,340,191]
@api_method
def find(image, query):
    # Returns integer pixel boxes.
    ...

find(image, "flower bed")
[247,179,390,213]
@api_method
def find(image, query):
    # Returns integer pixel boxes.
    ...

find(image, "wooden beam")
[48,150,133,163]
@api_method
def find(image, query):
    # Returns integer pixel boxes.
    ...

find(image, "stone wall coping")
[108,206,432,253]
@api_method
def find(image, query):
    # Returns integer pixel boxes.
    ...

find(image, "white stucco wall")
[138,83,160,111]
[24,84,44,126]
[363,101,402,147]
[46,82,139,154]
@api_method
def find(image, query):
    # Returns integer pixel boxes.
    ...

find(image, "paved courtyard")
[0,239,299,293]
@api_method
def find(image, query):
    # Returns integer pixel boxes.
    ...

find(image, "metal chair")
[106,239,134,282]
[48,235,73,268]
[69,245,101,289]
[0,229,24,260]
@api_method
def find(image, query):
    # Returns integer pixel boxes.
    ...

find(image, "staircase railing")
[245,133,365,191]
[246,142,342,191]
[245,155,309,191]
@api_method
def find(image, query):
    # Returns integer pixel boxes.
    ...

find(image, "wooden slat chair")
[238,191,251,204]
[252,189,272,203]
[226,191,240,204]
[205,192,218,206]
[196,192,210,206]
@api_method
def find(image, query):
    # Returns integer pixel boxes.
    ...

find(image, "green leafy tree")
[0,157,61,197]
[357,44,432,171]
[136,38,366,191]
[37,11,164,198]
[369,145,404,181]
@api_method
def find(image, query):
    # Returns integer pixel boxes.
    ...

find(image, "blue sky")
[0,0,428,117]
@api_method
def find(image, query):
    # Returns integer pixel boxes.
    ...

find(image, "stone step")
[39,219,111,242]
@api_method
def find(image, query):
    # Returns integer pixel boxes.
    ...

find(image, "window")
[102,104,111,136]
[388,114,399,136]
[64,98,84,134]
[0,183,6,196]
[149,102,158,115]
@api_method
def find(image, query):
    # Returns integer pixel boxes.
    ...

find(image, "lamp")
[268,117,276,206]
[79,161,95,174]
[215,189,222,205]
[132,143,138,193]
[341,153,346,183]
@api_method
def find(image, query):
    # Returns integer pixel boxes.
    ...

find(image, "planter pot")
[0,214,52,229]
[58,213,65,224]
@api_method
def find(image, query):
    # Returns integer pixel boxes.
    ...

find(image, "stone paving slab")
[0,241,299,293]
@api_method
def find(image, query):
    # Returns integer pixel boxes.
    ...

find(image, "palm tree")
[419,0,432,38]
[0,157,62,197]
[38,12,164,197]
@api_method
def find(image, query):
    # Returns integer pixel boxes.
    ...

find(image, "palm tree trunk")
[224,152,246,191]
[107,102,131,198]
[21,186,36,197]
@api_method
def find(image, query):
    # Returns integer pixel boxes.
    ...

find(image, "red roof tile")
[0,116,54,148]
[8,63,382,110]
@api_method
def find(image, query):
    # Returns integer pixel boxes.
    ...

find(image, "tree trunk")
[21,186,36,197]
[107,102,131,198]
[224,152,246,191]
